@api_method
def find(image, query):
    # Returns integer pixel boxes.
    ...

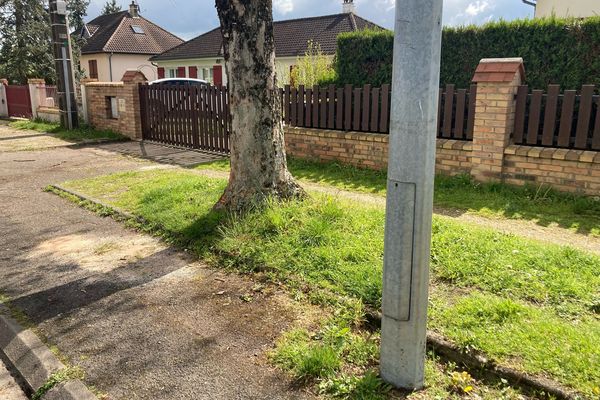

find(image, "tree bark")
[215,0,304,212]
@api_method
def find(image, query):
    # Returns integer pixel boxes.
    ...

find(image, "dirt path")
[0,136,312,399]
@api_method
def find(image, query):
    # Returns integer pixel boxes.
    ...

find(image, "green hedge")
[335,17,600,89]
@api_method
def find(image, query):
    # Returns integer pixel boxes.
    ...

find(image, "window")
[106,96,119,119]
[201,67,213,84]
[131,25,145,34]
[88,60,98,79]
[168,69,176,78]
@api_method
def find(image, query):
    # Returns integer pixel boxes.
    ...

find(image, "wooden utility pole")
[49,0,78,129]
[380,0,443,390]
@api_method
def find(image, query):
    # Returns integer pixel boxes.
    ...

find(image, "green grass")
[60,169,600,396]
[196,158,600,237]
[10,119,127,142]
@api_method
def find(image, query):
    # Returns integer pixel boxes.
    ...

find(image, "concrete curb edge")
[0,303,97,399]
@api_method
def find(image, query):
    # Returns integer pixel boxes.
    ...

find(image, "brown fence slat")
[380,84,390,133]
[362,84,371,131]
[353,88,361,131]
[442,84,455,138]
[191,86,200,149]
[290,87,297,126]
[284,85,291,124]
[344,84,352,131]
[217,86,225,152]
[312,85,319,128]
[336,87,343,130]
[328,85,335,129]
[575,85,595,149]
[305,87,312,127]
[466,84,477,139]
[297,85,304,128]
[593,97,600,150]
[513,85,528,144]
[527,89,543,145]
[542,84,560,146]
[454,89,466,139]
[437,88,443,136]
[558,90,576,148]
[370,87,380,132]
[320,87,327,128]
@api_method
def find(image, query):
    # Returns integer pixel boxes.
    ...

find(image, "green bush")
[335,17,600,89]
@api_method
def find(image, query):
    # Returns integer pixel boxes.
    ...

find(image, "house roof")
[81,11,184,55]
[150,12,382,62]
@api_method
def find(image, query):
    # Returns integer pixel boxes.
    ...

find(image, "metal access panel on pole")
[380,0,443,390]
[49,0,78,129]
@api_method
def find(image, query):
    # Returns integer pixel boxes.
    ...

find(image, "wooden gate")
[6,85,32,118]
[139,84,231,154]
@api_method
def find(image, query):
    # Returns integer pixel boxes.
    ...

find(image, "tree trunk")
[215,0,304,212]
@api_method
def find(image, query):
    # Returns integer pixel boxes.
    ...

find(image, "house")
[149,0,381,86]
[79,1,184,82]
[523,0,600,19]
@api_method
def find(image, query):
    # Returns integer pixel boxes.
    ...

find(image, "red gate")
[6,85,32,118]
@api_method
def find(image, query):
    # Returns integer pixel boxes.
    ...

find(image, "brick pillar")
[27,78,46,119]
[0,79,8,118]
[470,58,525,182]
[120,70,147,139]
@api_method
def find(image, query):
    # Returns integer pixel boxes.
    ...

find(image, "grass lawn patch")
[60,169,600,396]
[10,119,127,143]
[196,157,600,237]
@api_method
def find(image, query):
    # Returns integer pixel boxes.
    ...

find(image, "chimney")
[129,1,140,18]
[342,0,356,14]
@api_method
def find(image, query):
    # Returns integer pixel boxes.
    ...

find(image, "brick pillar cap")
[121,70,148,83]
[81,78,99,84]
[472,57,525,83]
[27,78,45,84]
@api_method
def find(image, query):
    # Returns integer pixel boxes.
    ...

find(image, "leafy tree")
[290,40,336,87]
[68,0,90,34]
[101,0,121,15]
[215,0,304,211]
[0,0,54,84]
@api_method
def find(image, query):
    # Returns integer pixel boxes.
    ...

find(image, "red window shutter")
[189,66,198,79]
[157,67,165,79]
[177,67,186,78]
[213,65,223,87]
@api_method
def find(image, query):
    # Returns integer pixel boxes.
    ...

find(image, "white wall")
[535,0,600,18]
[80,53,157,82]
[155,55,335,86]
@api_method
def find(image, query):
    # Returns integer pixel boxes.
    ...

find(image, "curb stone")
[49,184,584,400]
[42,381,97,400]
[0,306,96,399]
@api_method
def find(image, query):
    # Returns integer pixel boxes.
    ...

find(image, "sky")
[86,0,535,40]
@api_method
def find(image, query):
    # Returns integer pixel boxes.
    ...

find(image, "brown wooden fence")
[280,84,476,140]
[139,84,231,154]
[514,84,600,150]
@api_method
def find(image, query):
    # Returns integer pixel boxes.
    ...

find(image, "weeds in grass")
[10,119,127,143]
[58,170,600,395]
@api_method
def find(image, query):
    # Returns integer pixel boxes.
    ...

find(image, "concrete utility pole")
[49,0,78,129]
[380,0,443,390]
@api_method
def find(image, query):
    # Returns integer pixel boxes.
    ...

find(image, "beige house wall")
[535,0,600,18]
[80,53,157,82]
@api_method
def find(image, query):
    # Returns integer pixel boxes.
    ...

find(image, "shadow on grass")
[288,158,600,237]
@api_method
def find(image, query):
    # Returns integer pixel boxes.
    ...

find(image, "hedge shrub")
[335,17,600,89]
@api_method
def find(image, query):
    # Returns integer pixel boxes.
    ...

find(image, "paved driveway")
[0,131,310,399]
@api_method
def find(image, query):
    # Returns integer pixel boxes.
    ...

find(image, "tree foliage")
[0,0,54,84]
[101,0,122,15]
[68,0,90,34]
[290,40,336,87]
[335,17,600,89]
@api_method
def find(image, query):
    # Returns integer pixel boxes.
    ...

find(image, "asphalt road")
[0,129,311,399]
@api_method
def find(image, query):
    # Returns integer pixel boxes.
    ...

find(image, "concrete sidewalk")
[0,133,310,399]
